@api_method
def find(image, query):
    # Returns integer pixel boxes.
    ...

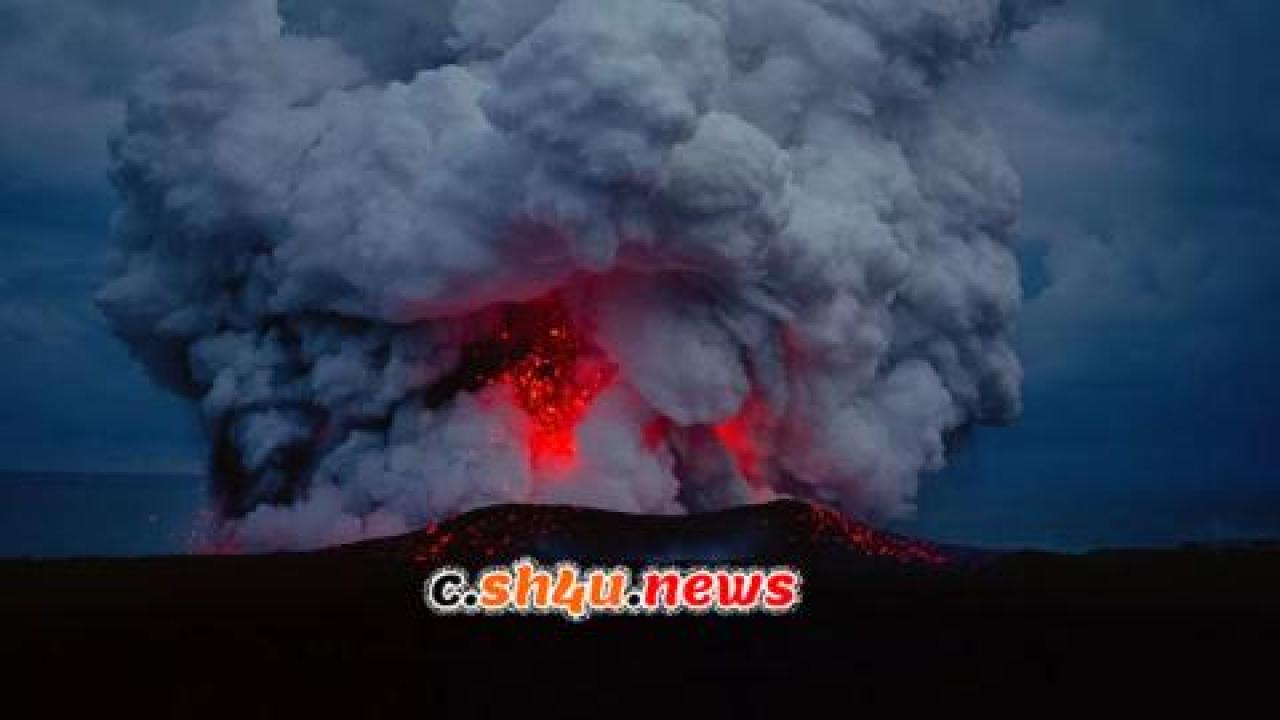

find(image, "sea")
[0,471,205,558]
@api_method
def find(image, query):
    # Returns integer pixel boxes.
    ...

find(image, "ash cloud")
[99,0,1046,550]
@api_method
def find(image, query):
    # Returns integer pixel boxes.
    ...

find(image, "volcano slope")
[4,499,1279,712]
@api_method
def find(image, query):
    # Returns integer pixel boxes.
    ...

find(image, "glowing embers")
[406,501,948,568]
[469,295,616,467]
[796,504,948,565]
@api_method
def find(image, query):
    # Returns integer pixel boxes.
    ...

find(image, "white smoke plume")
[99,0,1046,550]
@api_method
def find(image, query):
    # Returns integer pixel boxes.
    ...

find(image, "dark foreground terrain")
[4,500,1279,713]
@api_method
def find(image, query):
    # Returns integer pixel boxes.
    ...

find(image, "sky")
[1,0,1278,552]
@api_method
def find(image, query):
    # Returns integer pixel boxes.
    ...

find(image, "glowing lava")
[406,500,948,568]
[713,396,769,484]
[486,296,616,466]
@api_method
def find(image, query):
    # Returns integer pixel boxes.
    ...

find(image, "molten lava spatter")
[403,500,948,568]
[484,296,616,466]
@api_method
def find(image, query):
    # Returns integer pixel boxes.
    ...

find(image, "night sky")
[2,0,1279,554]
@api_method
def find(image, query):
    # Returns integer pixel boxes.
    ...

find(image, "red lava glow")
[714,397,769,483]
[406,502,947,568]
[798,504,948,565]
[643,417,673,452]
[410,507,587,565]
[488,296,616,467]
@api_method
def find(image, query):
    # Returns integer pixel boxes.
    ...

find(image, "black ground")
[4,500,1279,714]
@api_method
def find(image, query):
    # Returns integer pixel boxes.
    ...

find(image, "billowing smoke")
[99,0,1044,550]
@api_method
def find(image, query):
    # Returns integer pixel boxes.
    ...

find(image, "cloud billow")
[99,0,1045,549]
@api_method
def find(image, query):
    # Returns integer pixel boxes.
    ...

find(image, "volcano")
[6,499,1280,714]
[378,499,952,569]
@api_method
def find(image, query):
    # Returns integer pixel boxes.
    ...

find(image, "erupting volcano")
[99,0,1043,549]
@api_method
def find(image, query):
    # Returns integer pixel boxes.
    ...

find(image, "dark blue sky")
[2,0,1279,552]
[900,0,1280,548]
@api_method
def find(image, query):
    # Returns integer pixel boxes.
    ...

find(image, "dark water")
[0,472,204,557]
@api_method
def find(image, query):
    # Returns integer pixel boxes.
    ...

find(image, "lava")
[450,295,771,475]
[796,503,948,565]
[403,500,948,568]
[714,400,766,483]
[468,296,616,466]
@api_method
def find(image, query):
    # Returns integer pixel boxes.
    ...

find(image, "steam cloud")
[99,0,1044,550]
